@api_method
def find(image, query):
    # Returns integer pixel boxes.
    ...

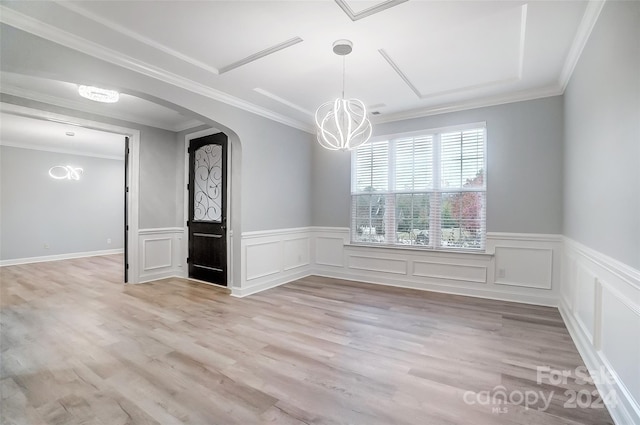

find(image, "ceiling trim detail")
[1,84,201,132]
[334,0,409,21]
[219,37,304,74]
[54,0,221,75]
[372,85,563,125]
[558,0,607,91]
[379,4,527,101]
[0,5,314,134]
[253,88,313,116]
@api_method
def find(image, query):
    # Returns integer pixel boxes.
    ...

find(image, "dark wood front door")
[188,133,227,286]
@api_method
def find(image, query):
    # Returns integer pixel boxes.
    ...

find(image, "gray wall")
[313,96,565,234]
[0,25,315,233]
[0,94,183,230]
[564,1,640,269]
[0,146,123,260]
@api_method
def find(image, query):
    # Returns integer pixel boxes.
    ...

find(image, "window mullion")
[386,139,396,244]
[431,133,441,249]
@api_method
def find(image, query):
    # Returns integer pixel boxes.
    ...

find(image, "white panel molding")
[142,238,173,271]
[137,228,183,283]
[561,237,640,425]
[244,240,282,281]
[236,227,315,297]
[379,5,526,100]
[0,248,124,267]
[335,0,409,22]
[413,260,487,284]
[0,5,313,134]
[283,237,310,271]
[493,246,553,289]
[559,0,607,91]
[310,227,561,307]
[348,255,408,275]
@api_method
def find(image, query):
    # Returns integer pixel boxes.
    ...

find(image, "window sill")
[345,242,493,258]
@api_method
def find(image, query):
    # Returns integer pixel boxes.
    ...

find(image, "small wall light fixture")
[49,165,83,180]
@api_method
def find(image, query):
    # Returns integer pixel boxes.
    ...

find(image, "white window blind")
[351,124,486,250]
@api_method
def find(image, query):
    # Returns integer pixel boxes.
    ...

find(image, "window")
[351,124,486,250]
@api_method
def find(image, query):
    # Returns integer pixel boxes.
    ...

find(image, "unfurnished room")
[0,1,638,424]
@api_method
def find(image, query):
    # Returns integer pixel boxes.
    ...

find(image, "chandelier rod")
[342,55,346,100]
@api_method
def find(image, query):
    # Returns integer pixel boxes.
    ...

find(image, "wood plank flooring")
[1,255,614,425]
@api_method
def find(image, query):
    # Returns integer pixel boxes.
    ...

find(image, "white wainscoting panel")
[245,241,281,281]
[283,237,310,271]
[348,255,407,275]
[494,246,553,289]
[315,236,347,267]
[413,260,487,283]
[138,228,184,283]
[235,228,312,297]
[310,229,561,306]
[560,238,640,425]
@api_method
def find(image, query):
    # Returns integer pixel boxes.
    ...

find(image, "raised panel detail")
[413,261,486,283]
[245,241,281,281]
[600,283,640,402]
[283,237,310,271]
[574,263,597,342]
[348,255,407,275]
[494,246,552,289]
[143,238,172,271]
[315,237,345,267]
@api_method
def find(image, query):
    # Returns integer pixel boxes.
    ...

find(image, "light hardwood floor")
[1,255,614,425]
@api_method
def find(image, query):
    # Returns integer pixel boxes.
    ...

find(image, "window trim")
[350,122,487,252]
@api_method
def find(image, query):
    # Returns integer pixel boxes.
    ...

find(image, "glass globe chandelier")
[315,40,372,151]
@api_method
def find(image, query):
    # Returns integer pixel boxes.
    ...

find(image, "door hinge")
[187,183,190,191]
[126,186,129,193]
[186,257,190,263]
[186,221,190,227]
[126,225,129,231]
[126,263,129,269]
[126,148,130,155]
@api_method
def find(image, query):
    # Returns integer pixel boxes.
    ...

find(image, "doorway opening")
[0,102,140,283]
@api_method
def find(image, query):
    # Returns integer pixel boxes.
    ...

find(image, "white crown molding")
[253,88,313,116]
[372,84,563,124]
[1,83,201,132]
[0,141,124,161]
[0,5,314,134]
[559,0,607,91]
[53,0,221,76]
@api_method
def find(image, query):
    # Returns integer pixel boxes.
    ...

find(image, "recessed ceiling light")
[78,85,119,103]
[65,131,75,136]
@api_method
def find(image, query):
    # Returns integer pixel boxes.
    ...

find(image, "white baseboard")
[312,267,558,306]
[0,248,124,267]
[231,267,310,298]
[561,237,640,425]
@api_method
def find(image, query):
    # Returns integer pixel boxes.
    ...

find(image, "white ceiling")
[0,112,126,159]
[0,72,202,132]
[0,0,595,131]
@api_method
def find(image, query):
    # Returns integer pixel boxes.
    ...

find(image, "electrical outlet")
[43,243,50,249]
[107,238,112,244]
[498,268,506,278]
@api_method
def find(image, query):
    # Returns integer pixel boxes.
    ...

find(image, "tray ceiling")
[0,1,595,131]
